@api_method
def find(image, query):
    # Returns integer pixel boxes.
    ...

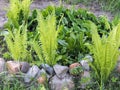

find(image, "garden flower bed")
[0,0,120,90]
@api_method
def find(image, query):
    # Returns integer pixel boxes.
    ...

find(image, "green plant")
[0,72,47,90]
[27,9,38,39]
[32,9,62,66]
[2,52,12,60]
[112,14,120,26]
[5,4,113,65]
[39,6,113,65]
[70,66,83,75]
[6,0,32,29]
[93,0,120,15]
[5,25,31,61]
[88,22,120,90]
[3,0,34,62]
[105,71,120,90]
[5,0,38,40]
[0,35,6,57]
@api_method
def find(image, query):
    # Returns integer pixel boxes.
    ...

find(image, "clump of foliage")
[88,22,120,90]
[4,0,35,61]
[0,73,46,90]
[6,0,32,29]
[40,6,112,65]
[32,9,61,66]
[70,66,83,75]
[2,0,120,89]
[0,35,6,57]
[5,0,36,42]
[2,52,12,60]
[27,9,38,39]
[5,0,37,34]
[5,25,31,61]
[5,4,113,64]
[5,0,36,41]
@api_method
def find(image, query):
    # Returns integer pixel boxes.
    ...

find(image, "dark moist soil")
[0,0,113,28]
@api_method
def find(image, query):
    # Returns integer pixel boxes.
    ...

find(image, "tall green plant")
[6,0,32,29]
[7,0,20,28]
[5,25,30,61]
[32,9,61,66]
[88,22,120,89]
[21,0,32,21]
[4,0,33,61]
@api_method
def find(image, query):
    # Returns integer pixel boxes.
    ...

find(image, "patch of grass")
[0,72,46,90]
[98,0,120,12]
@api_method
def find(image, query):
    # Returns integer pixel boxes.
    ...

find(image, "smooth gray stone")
[20,62,30,73]
[53,64,69,79]
[40,64,55,76]
[80,60,90,71]
[49,74,74,90]
[24,65,40,83]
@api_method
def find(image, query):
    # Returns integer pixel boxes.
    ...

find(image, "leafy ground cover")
[0,0,120,90]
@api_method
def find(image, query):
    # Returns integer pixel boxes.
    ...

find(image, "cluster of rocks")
[0,55,93,90]
[1,54,120,89]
